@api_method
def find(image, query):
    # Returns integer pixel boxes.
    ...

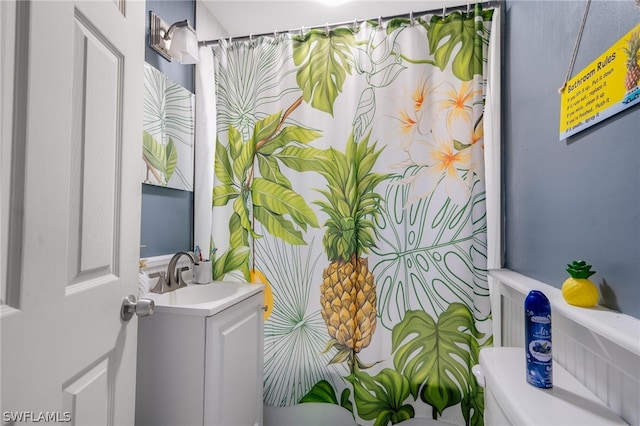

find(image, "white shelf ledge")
[489,268,640,357]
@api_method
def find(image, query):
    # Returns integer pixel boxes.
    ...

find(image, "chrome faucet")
[149,251,198,294]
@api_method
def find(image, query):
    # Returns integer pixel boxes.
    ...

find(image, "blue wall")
[141,0,195,257]
[503,0,640,318]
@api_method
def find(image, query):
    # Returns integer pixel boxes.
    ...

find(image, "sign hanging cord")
[559,0,591,93]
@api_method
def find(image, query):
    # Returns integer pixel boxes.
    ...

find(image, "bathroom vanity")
[135,282,265,426]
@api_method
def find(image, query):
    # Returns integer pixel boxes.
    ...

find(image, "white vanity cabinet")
[135,288,264,426]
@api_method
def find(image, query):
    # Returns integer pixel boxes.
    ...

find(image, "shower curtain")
[209,5,496,425]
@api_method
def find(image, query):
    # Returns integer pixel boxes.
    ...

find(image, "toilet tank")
[478,347,628,426]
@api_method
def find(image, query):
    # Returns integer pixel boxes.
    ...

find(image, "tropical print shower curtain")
[211,5,495,425]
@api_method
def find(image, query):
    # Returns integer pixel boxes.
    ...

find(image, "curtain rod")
[199,0,498,47]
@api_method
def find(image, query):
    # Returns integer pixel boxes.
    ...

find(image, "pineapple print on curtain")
[211,5,495,425]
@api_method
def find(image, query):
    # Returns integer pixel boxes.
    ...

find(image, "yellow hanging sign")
[559,23,640,140]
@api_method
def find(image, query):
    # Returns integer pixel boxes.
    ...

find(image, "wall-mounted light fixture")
[149,11,199,65]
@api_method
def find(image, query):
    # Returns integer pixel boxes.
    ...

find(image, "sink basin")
[146,281,264,316]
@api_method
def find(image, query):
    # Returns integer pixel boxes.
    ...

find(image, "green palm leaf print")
[293,27,356,115]
[142,131,177,184]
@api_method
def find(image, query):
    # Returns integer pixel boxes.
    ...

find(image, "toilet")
[474,347,627,425]
[266,347,628,426]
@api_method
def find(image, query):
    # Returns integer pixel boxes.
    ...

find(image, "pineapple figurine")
[623,30,640,91]
[316,133,389,370]
[561,260,599,307]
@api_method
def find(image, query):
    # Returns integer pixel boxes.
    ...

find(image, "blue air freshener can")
[524,290,552,388]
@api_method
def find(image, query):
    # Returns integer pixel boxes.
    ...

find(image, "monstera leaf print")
[299,380,353,413]
[348,369,415,426]
[423,6,494,81]
[293,27,356,115]
[461,370,485,426]
[391,304,484,417]
[374,171,488,330]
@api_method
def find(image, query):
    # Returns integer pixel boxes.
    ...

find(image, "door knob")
[121,295,155,321]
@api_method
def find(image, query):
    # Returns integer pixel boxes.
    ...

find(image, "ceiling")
[199,0,465,39]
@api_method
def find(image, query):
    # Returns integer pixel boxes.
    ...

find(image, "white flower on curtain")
[391,75,437,149]
[438,81,482,130]
[403,132,472,206]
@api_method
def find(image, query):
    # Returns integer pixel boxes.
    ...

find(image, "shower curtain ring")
[326,23,330,35]
[442,6,446,18]
[409,11,414,25]
[250,33,253,42]
[467,3,471,13]
[353,19,357,31]
[378,16,382,28]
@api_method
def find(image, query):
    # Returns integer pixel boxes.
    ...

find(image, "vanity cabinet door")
[204,291,264,426]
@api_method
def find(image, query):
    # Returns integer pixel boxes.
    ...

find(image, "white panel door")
[1,0,144,424]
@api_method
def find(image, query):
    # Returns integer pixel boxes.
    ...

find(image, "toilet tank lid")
[479,347,627,426]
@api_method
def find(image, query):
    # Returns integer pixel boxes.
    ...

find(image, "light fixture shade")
[169,25,199,65]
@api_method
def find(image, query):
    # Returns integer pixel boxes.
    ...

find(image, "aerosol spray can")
[524,290,552,388]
